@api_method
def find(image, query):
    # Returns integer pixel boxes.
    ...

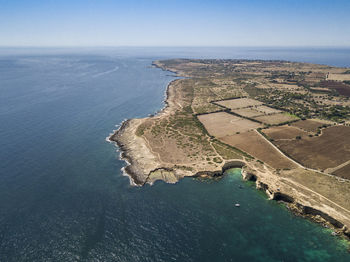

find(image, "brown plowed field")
[320,80,350,97]
[263,125,308,140]
[333,163,350,180]
[220,131,297,169]
[291,119,325,132]
[275,126,350,170]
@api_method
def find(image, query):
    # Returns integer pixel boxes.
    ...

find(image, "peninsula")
[110,59,350,240]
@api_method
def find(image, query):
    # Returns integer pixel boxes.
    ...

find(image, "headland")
[110,59,350,240]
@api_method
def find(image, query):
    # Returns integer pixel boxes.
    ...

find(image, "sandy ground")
[198,112,262,137]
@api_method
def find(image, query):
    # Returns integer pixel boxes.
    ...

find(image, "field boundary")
[254,129,350,182]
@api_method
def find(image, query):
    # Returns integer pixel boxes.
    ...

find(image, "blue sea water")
[1,48,350,261]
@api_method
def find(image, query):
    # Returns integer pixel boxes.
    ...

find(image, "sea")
[1,47,350,261]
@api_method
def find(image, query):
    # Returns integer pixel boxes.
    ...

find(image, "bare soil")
[291,119,326,132]
[198,112,262,138]
[263,125,308,140]
[253,113,297,125]
[255,105,282,115]
[275,125,350,170]
[215,98,263,109]
[221,131,297,169]
[232,107,265,118]
[320,80,350,97]
[333,163,350,180]
[327,73,350,81]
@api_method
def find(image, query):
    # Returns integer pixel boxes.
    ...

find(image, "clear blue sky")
[0,0,349,47]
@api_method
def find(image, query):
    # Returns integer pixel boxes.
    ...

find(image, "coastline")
[108,77,183,185]
[109,60,350,242]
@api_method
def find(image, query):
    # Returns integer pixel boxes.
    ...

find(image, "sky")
[0,0,349,47]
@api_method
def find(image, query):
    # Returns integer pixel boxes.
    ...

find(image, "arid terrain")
[110,59,350,239]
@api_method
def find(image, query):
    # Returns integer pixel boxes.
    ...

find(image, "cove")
[125,168,350,261]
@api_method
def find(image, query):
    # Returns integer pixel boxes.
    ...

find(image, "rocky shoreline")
[110,119,350,241]
[109,119,142,185]
[240,169,350,241]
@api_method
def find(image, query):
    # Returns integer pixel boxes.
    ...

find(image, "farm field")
[215,98,263,109]
[333,163,350,180]
[320,80,350,97]
[232,107,265,118]
[263,125,308,140]
[197,112,261,138]
[253,113,297,125]
[274,125,350,171]
[291,119,326,132]
[257,83,301,90]
[271,83,302,90]
[220,131,297,169]
[327,73,350,81]
[255,105,282,115]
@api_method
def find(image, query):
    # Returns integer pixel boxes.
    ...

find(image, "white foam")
[105,119,128,142]
[106,119,140,186]
[93,66,119,78]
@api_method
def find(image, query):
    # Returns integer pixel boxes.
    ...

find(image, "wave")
[93,66,119,78]
[106,119,138,186]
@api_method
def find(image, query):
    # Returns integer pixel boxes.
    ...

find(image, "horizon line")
[1,45,350,49]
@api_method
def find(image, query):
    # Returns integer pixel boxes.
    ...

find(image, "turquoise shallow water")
[0,49,350,261]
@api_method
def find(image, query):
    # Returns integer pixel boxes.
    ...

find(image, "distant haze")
[0,0,349,47]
